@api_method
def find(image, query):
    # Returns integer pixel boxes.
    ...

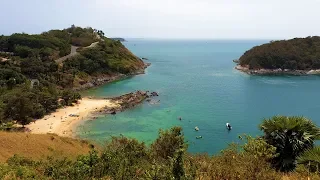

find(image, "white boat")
[226,123,232,130]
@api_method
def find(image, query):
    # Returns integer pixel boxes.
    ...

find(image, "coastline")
[73,62,151,91]
[26,61,151,138]
[26,98,120,137]
[26,90,151,137]
[235,65,320,76]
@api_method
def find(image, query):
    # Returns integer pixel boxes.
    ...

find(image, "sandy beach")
[26,98,119,137]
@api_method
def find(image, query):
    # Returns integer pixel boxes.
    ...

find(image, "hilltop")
[236,36,320,75]
[0,25,147,129]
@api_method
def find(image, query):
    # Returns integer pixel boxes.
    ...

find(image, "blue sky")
[1,0,320,39]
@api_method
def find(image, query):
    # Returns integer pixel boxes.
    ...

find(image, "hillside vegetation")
[0,25,145,129]
[1,116,320,179]
[239,36,320,70]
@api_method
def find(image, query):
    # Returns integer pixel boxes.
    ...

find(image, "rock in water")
[150,92,159,96]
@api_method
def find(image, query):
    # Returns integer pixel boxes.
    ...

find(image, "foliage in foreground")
[1,124,320,180]
[260,116,320,172]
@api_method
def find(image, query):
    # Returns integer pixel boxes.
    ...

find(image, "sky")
[1,0,320,39]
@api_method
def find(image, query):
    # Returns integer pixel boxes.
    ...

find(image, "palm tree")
[298,146,320,173]
[260,116,320,172]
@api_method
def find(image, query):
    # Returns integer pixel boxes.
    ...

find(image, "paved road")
[55,42,98,64]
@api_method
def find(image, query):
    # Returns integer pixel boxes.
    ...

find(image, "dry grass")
[0,131,94,162]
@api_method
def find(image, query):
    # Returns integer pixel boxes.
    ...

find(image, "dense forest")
[1,116,320,179]
[239,36,320,70]
[0,25,145,128]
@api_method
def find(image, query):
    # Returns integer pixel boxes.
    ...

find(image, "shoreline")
[26,90,151,138]
[235,65,320,76]
[26,98,120,137]
[73,62,151,91]
[26,62,151,138]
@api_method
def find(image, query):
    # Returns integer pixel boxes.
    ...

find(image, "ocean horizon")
[79,39,320,154]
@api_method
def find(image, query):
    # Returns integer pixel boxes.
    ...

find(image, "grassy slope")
[0,132,93,162]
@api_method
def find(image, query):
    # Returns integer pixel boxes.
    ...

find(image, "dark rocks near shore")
[73,62,151,91]
[150,91,159,96]
[233,59,239,64]
[74,74,126,91]
[111,111,117,115]
[98,90,159,115]
[235,65,320,76]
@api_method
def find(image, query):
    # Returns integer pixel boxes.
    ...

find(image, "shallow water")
[79,39,320,154]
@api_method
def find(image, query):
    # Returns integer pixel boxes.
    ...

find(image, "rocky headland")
[235,64,320,76]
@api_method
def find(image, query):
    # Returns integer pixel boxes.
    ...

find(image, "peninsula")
[0,25,148,132]
[235,36,320,75]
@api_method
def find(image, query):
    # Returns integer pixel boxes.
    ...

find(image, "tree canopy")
[239,36,320,70]
[260,116,320,171]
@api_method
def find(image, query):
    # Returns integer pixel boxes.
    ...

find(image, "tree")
[260,116,320,171]
[298,146,320,173]
[61,90,81,106]
[4,92,34,127]
[14,45,34,58]
[151,126,187,160]
[20,58,46,78]
[241,135,277,161]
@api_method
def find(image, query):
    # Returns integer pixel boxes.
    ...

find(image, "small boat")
[196,136,202,139]
[226,123,232,130]
[195,126,199,131]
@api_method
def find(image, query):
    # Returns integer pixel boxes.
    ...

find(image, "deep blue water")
[80,39,320,154]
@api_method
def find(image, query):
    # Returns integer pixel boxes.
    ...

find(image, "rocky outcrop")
[235,65,320,76]
[150,91,159,96]
[73,74,126,91]
[73,62,151,91]
[99,91,153,114]
[233,59,239,63]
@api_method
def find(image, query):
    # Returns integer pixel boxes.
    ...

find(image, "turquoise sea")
[80,39,320,154]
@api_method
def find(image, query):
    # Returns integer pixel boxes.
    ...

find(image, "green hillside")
[239,36,320,70]
[0,25,145,128]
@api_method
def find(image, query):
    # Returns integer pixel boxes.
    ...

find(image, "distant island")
[111,38,126,42]
[235,36,320,75]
